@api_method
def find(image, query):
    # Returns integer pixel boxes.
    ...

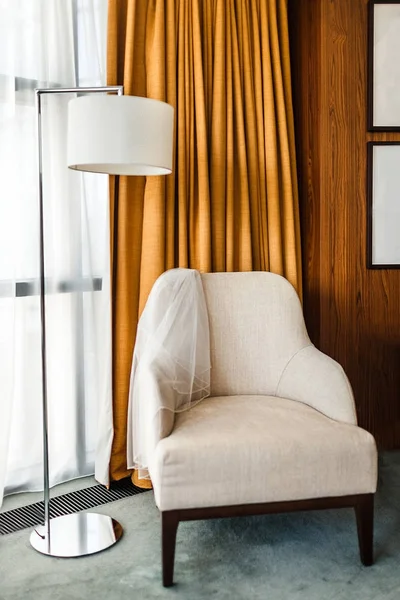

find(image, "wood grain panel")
[289,0,400,449]
[288,0,321,346]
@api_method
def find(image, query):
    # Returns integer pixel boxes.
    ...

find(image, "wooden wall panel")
[289,0,400,449]
[288,0,321,347]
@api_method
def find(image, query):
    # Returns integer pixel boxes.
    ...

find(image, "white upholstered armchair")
[134,271,378,586]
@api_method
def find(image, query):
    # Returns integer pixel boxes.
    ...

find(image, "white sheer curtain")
[0,0,113,507]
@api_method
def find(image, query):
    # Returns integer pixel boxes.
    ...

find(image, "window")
[0,0,112,505]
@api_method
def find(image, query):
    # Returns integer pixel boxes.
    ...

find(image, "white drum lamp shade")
[67,95,174,176]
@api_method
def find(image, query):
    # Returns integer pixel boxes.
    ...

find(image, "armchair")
[140,271,378,586]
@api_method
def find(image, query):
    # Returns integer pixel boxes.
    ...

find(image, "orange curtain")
[107,0,301,485]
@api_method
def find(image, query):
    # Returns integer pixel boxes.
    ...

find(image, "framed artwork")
[367,142,400,268]
[368,0,400,131]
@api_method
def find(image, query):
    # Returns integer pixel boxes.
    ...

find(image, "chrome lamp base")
[30,513,123,558]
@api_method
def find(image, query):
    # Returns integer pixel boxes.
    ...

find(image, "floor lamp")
[30,86,174,558]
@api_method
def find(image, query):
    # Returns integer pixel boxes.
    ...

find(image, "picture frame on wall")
[367,142,400,268]
[368,0,400,131]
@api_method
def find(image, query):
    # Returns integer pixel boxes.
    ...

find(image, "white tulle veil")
[127,268,210,480]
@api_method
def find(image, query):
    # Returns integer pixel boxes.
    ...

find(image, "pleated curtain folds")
[107,0,302,485]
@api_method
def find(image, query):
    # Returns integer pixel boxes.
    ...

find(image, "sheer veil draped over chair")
[127,268,211,481]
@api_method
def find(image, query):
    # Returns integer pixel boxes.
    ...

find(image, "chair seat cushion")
[149,396,377,511]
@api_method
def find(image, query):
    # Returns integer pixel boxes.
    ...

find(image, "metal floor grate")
[0,479,148,535]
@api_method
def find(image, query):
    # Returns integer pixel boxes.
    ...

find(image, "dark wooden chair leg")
[162,511,179,587]
[354,494,374,566]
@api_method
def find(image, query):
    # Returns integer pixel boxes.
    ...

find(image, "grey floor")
[1,453,399,600]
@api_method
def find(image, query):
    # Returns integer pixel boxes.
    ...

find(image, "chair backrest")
[200,272,311,397]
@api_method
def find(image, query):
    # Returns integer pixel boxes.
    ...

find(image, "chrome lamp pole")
[30,86,174,558]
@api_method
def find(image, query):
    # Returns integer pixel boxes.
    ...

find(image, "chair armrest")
[127,365,177,478]
[143,366,177,451]
[276,345,358,425]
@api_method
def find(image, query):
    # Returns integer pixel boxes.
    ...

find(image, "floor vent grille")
[0,480,148,535]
